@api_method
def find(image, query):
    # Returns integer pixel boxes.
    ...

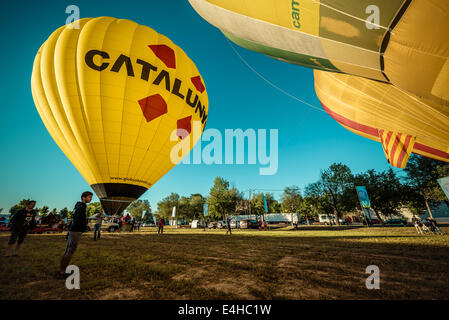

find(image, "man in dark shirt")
[4,200,37,257]
[58,191,92,277]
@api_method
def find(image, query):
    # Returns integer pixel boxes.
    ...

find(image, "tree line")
[153,155,449,222]
[5,155,448,223]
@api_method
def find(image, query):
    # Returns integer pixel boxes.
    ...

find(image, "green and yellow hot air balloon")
[189,0,449,168]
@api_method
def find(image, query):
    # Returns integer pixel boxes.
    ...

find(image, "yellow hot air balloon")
[31,17,209,215]
[314,69,449,168]
[189,0,449,106]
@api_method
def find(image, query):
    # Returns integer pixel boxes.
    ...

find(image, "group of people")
[412,216,443,235]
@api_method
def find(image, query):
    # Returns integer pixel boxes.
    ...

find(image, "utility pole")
[249,188,252,217]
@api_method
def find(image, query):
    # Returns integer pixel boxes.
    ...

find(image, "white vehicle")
[318,214,344,225]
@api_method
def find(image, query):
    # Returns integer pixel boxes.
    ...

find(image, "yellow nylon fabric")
[384,0,449,106]
[190,0,449,105]
[314,70,449,165]
[31,17,208,190]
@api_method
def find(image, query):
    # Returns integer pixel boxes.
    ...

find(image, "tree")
[304,181,334,222]
[280,186,304,226]
[0,208,3,214]
[189,194,206,219]
[156,193,180,220]
[207,177,243,219]
[177,196,192,220]
[251,193,280,215]
[280,186,303,213]
[320,163,355,224]
[59,207,69,219]
[404,155,449,217]
[9,199,30,215]
[86,202,101,217]
[128,200,151,220]
[39,206,49,217]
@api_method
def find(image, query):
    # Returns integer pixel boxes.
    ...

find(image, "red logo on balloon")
[191,76,205,93]
[149,45,176,69]
[177,116,192,140]
[138,94,168,122]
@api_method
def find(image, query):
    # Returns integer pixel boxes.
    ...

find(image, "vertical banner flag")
[172,206,176,218]
[437,176,449,201]
[203,203,209,216]
[263,195,269,213]
[141,210,146,220]
[356,186,371,208]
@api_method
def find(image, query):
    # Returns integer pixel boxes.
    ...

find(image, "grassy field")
[1,226,448,300]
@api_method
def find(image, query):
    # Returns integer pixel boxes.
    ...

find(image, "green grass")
[0,226,448,300]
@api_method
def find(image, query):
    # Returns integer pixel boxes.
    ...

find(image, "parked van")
[318,214,344,225]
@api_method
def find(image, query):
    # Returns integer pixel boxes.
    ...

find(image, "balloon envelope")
[314,69,449,168]
[189,0,449,106]
[32,17,209,215]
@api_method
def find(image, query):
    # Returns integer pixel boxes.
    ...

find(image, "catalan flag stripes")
[378,130,416,168]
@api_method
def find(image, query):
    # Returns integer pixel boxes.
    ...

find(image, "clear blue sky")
[0,0,398,213]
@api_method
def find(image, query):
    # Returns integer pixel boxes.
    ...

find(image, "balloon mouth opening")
[91,183,148,216]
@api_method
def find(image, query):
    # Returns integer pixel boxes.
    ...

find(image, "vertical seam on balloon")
[75,17,114,186]
[117,21,139,184]
[98,18,117,184]
[141,42,184,184]
[34,50,83,177]
[379,0,412,82]
[68,19,102,184]
[53,28,94,180]
[132,31,164,182]
[41,28,92,181]
[123,27,158,183]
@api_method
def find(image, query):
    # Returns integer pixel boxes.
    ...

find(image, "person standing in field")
[225,215,232,235]
[92,209,104,241]
[429,217,443,235]
[158,217,165,235]
[4,200,37,257]
[58,191,92,278]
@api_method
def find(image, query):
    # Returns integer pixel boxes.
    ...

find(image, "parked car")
[384,218,405,226]
[142,222,156,227]
[365,218,381,225]
[239,219,260,229]
[86,218,120,232]
[318,214,346,225]
[216,221,227,229]
[207,221,217,229]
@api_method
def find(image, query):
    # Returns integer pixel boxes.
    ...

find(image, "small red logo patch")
[191,76,205,93]
[138,94,168,122]
[177,116,192,140]
[149,45,176,69]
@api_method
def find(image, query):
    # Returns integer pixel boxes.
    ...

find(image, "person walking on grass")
[4,200,37,258]
[92,209,104,241]
[158,217,165,235]
[58,191,92,278]
[225,215,232,235]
